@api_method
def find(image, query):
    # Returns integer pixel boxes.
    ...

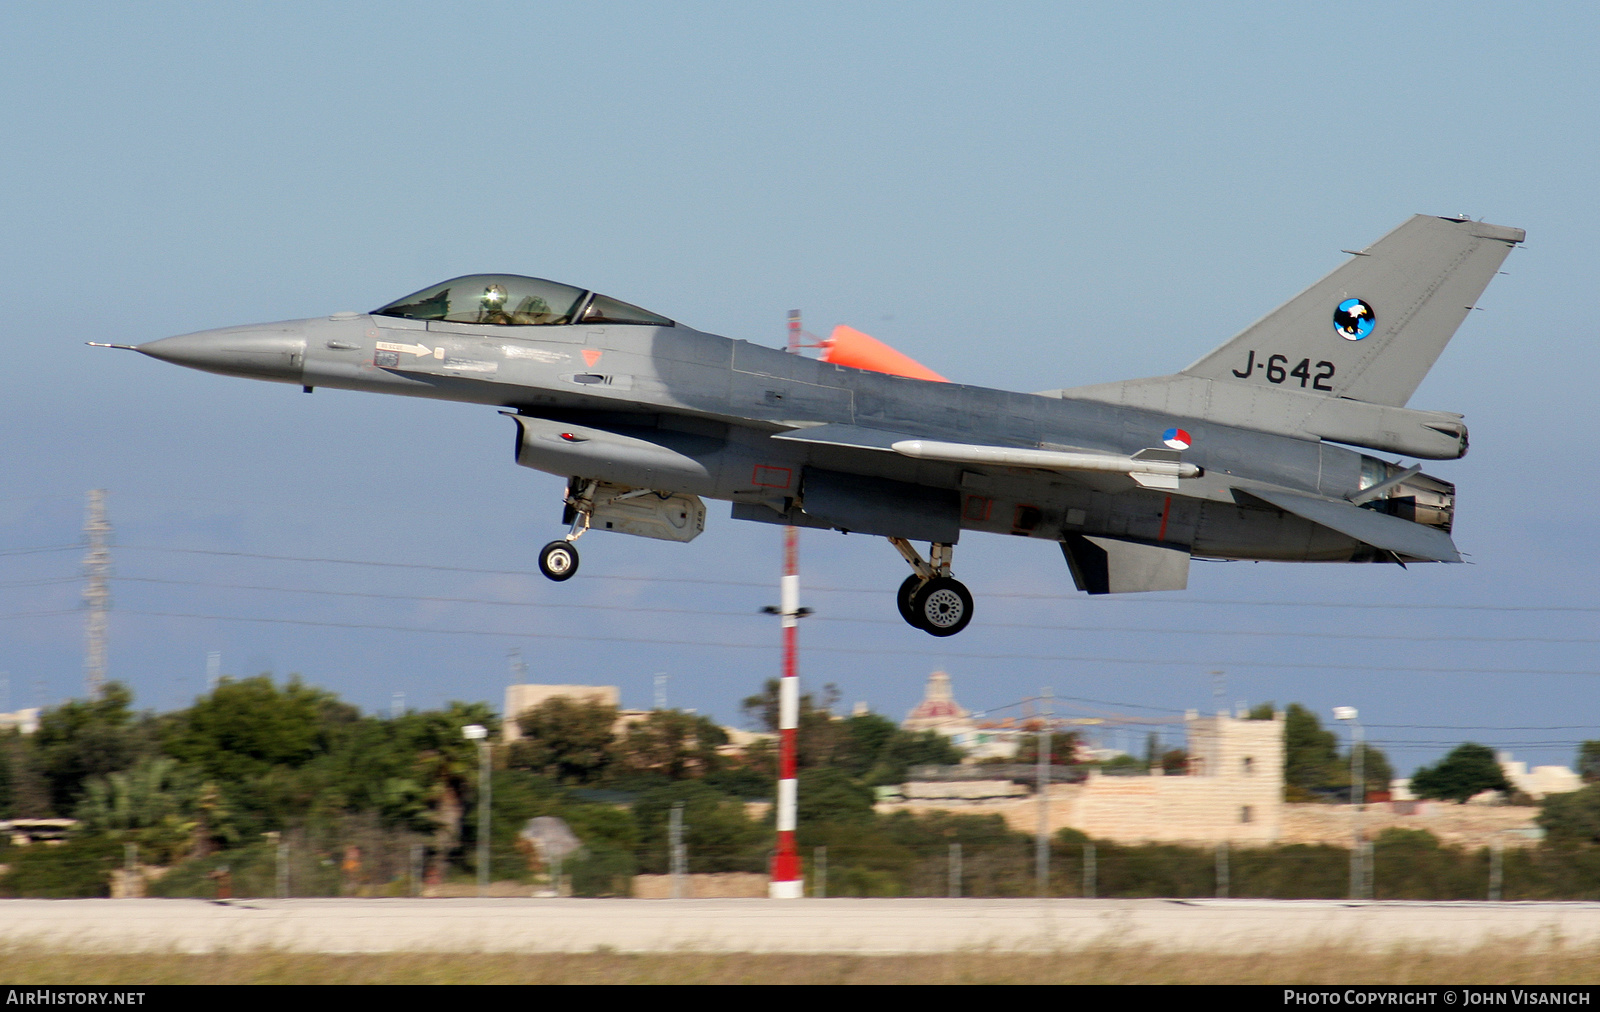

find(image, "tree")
[632,782,768,873]
[1577,742,1600,784]
[611,710,728,784]
[1283,704,1341,801]
[0,729,48,819]
[1353,742,1394,796]
[1014,731,1083,768]
[33,682,157,815]
[1539,784,1600,845]
[741,679,847,769]
[162,676,354,784]
[75,756,201,864]
[1410,743,1511,803]
[796,767,876,825]
[507,696,617,785]
[834,712,900,779]
[406,701,498,881]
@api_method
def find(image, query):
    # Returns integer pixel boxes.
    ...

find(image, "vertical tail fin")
[1182,215,1523,407]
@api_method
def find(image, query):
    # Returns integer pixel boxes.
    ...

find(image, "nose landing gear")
[538,540,579,581]
[539,478,594,582]
[888,538,974,637]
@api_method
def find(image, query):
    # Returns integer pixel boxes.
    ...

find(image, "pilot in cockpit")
[477,284,511,324]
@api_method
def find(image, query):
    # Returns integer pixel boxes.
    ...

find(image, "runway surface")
[3,898,1599,954]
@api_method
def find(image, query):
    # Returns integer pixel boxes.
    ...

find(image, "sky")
[2,1,1597,775]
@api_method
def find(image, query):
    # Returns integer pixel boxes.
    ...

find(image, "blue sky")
[2,2,1597,774]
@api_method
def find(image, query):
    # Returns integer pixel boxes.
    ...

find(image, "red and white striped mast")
[769,308,804,899]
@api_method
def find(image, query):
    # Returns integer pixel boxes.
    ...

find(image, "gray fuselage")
[142,310,1405,564]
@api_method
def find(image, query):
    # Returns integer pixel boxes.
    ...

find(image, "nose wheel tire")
[911,577,973,637]
[538,540,580,581]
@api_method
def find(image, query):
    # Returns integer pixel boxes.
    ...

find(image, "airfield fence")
[44,831,1600,903]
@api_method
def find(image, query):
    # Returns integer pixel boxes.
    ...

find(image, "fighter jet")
[103,214,1522,636]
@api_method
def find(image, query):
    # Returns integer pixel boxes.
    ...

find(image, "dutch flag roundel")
[1162,427,1191,451]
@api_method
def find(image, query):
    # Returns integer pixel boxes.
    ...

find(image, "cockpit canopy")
[373,274,674,328]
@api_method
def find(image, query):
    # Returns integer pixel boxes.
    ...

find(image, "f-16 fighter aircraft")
[105,214,1522,636]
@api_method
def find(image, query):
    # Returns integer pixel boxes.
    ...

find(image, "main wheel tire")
[911,577,974,637]
[538,540,580,581]
[897,575,928,630]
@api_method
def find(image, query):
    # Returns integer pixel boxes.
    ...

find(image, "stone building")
[889,709,1288,845]
[901,671,977,748]
[1056,710,1286,844]
[0,708,40,735]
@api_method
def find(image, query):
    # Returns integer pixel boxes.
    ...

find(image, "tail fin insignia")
[1182,215,1523,407]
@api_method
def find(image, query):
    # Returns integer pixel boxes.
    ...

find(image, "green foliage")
[797,767,875,825]
[507,696,617,785]
[1247,702,1277,720]
[1539,784,1600,845]
[632,782,768,874]
[1283,703,1340,800]
[149,839,288,899]
[566,845,637,897]
[866,728,964,784]
[33,682,158,815]
[702,764,774,798]
[1101,754,1145,775]
[1577,742,1600,784]
[610,710,728,786]
[835,712,899,775]
[163,676,354,783]
[738,682,963,787]
[0,835,123,898]
[1411,743,1511,803]
[458,768,568,883]
[741,679,845,770]
[0,729,49,819]
[1355,742,1394,795]
[1012,732,1082,769]
[74,756,201,865]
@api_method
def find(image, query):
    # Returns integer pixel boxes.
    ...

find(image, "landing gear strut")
[888,538,974,637]
[539,478,594,582]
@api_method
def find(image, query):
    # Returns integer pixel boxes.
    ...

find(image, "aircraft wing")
[770,424,908,451]
[1241,487,1461,563]
[773,426,1201,489]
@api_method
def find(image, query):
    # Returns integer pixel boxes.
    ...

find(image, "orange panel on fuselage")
[820,325,947,382]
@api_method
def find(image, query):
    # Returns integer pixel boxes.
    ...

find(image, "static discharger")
[820,325,948,382]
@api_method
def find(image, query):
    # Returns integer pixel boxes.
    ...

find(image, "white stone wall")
[887,711,1288,845]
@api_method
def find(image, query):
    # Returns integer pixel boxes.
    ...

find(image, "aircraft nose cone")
[138,324,307,383]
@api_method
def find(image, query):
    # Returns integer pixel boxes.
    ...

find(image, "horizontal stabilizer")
[1242,487,1461,563]
[1061,535,1191,594]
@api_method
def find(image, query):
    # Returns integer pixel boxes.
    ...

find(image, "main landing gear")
[538,479,593,582]
[888,538,973,637]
